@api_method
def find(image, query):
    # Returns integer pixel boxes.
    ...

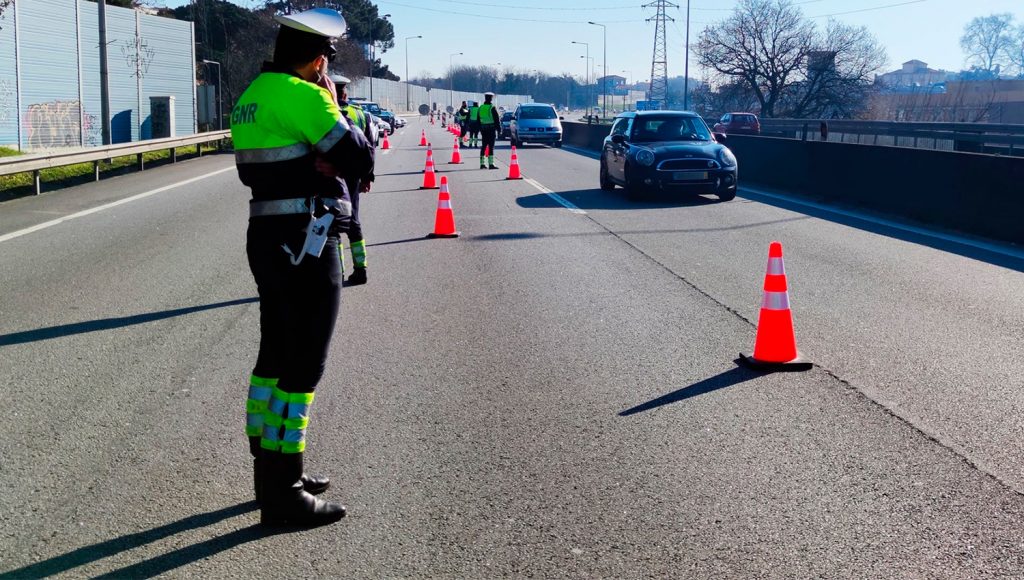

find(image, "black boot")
[251,437,329,503]
[260,452,346,527]
[345,267,367,286]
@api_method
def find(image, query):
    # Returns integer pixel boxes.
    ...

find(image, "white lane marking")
[0,166,237,244]
[561,144,601,160]
[740,185,1024,261]
[523,177,587,215]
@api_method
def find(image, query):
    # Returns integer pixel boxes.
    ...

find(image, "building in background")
[0,0,196,150]
[875,60,952,90]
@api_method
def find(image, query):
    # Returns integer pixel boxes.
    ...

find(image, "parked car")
[500,111,514,139]
[599,111,737,201]
[510,103,563,148]
[712,112,760,135]
[393,116,407,128]
[378,110,397,132]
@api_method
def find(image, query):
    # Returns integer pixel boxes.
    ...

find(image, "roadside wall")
[346,77,531,114]
[562,122,1024,244]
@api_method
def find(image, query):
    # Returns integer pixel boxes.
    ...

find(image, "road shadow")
[367,236,433,248]
[0,297,259,347]
[518,188,723,211]
[467,216,811,243]
[618,365,759,416]
[0,502,270,579]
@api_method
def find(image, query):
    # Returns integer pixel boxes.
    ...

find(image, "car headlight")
[718,148,737,167]
[635,149,656,167]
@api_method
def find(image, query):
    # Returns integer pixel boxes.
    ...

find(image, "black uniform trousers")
[480,126,497,159]
[248,214,342,395]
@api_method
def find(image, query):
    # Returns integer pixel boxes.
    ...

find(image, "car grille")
[657,158,720,171]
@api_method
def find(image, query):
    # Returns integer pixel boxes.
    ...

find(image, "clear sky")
[160,0,1024,85]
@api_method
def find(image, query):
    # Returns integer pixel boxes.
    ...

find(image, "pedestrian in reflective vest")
[230,8,373,527]
[457,100,470,144]
[478,92,501,169]
[331,75,374,286]
[468,101,481,148]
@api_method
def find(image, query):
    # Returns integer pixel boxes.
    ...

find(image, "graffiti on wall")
[25,100,82,149]
[121,37,155,79]
[0,79,13,125]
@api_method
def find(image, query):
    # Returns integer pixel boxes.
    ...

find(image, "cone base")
[448,162,464,165]
[738,351,812,372]
[426,232,460,238]
[505,176,523,180]
[419,186,440,190]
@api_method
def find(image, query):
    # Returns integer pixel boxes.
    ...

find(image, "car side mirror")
[559,116,564,120]
[713,132,728,143]
[611,134,626,144]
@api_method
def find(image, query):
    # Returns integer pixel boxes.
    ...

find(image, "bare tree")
[696,0,886,118]
[1004,24,1024,77]
[960,13,1015,73]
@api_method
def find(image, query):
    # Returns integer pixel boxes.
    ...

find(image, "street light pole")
[588,21,606,119]
[449,52,463,109]
[405,35,421,112]
[369,14,391,102]
[622,69,632,112]
[571,41,589,117]
[683,0,691,111]
[201,60,222,130]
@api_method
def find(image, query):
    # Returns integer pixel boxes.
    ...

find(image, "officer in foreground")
[230,7,373,527]
[330,74,373,286]
[478,92,501,169]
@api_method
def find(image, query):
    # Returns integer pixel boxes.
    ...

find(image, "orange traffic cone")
[419,130,427,146]
[425,144,434,168]
[739,241,812,371]
[381,132,390,150]
[420,155,439,189]
[427,176,459,238]
[449,138,463,164]
[506,146,523,180]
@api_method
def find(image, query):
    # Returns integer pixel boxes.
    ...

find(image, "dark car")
[500,111,514,139]
[378,110,396,133]
[599,111,737,201]
[712,112,760,135]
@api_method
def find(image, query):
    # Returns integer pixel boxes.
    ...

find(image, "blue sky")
[160,0,1024,85]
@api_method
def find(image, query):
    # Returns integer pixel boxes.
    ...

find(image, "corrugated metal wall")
[0,0,195,150]
[347,77,532,114]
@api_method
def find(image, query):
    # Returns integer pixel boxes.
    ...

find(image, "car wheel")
[554,141,563,148]
[717,188,737,202]
[599,160,615,191]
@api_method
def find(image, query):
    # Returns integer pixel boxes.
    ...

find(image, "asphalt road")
[1,118,1023,578]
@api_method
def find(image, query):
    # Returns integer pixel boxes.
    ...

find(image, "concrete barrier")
[562,123,1024,245]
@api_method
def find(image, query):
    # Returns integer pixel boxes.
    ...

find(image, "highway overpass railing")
[759,119,1024,156]
[0,130,232,195]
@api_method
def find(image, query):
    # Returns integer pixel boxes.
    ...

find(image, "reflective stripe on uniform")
[351,239,367,268]
[761,291,791,311]
[315,121,350,153]
[235,143,312,164]
[245,375,277,437]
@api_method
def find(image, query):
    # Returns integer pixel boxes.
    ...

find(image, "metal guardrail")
[0,130,232,195]
[758,119,1024,154]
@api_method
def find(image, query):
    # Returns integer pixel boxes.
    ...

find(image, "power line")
[426,0,643,10]
[808,0,929,18]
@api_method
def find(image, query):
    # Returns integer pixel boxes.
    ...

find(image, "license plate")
[673,171,708,181]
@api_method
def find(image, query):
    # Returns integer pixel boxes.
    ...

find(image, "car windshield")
[630,116,712,142]
[502,112,514,121]
[519,107,557,120]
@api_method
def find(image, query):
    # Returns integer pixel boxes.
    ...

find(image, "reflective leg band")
[488,155,494,165]
[351,239,367,268]
[245,375,277,437]
[262,387,315,454]
[338,243,346,268]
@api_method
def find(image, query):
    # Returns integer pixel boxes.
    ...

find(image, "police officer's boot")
[260,452,345,527]
[346,267,367,286]
[251,436,329,504]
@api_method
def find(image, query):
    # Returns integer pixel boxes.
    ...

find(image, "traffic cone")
[427,176,459,238]
[424,144,434,169]
[420,155,439,189]
[449,138,463,164]
[419,130,427,146]
[739,241,812,371]
[506,146,523,180]
[381,132,390,150]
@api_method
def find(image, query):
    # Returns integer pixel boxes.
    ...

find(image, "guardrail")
[0,130,232,195]
[758,119,1024,155]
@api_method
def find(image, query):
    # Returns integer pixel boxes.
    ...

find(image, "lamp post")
[405,35,421,112]
[571,40,589,117]
[369,14,391,102]
[683,0,691,111]
[622,69,632,112]
[588,21,606,119]
[449,52,463,109]
[200,59,222,130]
[580,55,594,118]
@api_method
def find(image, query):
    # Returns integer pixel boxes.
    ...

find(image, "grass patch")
[0,143,221,194]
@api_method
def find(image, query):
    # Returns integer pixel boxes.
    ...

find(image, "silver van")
[511,103,563,148]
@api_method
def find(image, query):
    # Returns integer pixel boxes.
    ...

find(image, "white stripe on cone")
[761,291,791,311]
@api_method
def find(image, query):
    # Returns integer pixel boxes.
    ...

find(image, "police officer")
[467,100,480,148]
[456,100,470,144]
[230,8,373,527]
[478,92,501,170]
[331,74,373,286]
